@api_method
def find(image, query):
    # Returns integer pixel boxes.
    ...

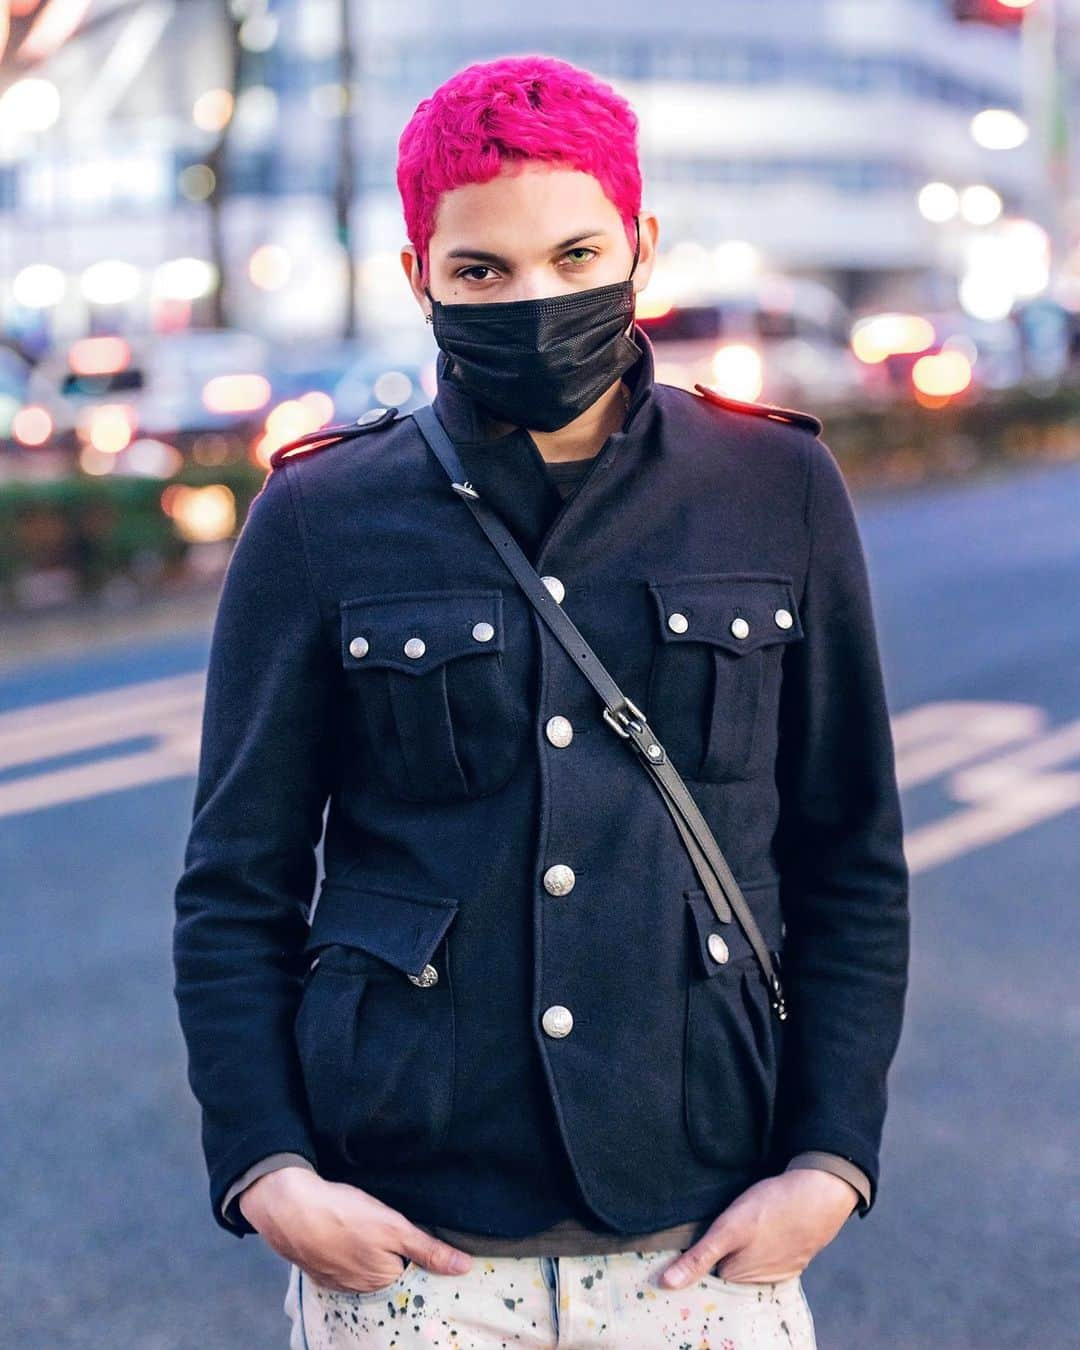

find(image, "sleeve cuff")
[785,1150,872,1216]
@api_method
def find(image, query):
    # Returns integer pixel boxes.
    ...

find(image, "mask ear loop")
[627,215,641,282]
[623,215,641,337]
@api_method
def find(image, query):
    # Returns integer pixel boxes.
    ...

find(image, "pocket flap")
[649,574,803,655]
[340,589,505,676]
[304,880,461,977]
[685,882,783,976]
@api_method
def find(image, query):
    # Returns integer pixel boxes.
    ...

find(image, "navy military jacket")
[172,325,910,1241]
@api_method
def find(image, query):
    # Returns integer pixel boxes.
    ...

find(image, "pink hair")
[396,55,642,277]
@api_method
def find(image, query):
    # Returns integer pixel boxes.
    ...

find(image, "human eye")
[454,265,498,282]
[562,247,598,267]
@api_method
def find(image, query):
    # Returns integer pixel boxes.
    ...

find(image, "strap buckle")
[451,481,480,500]
[602,696,647,739]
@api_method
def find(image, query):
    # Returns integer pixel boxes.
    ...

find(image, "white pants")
[284,1247,817,1348]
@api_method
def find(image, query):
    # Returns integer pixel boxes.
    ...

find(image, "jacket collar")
[426,324,661,561]
[425,323,660,561]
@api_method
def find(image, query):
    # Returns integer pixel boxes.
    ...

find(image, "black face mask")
[424,216,642,433]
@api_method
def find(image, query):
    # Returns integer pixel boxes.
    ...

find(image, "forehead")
[429,165,619,255]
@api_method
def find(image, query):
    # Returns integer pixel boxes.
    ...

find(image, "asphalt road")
[2,457,1078,1349]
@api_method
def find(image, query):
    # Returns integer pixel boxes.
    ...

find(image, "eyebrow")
[444,231,609,264]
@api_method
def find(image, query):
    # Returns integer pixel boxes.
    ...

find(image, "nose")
[508,271,574,303]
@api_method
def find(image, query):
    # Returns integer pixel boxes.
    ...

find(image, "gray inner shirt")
[543,455,596,499]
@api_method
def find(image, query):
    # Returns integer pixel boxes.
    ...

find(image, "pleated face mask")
[425,217,642,433]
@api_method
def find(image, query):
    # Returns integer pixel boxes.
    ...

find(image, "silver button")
[472,621,495,642]
[774,608,793,629]
[541,575,565,604]
[543,864,575,896]
[545,715,574,748]
[403,637,426,659]
[356,406,389,425]
[667,611,689,634]
[730,616,750,640]
[407,963,439,987]
[707,933,730,964]
[542,1004,574,1037]
[348,635,369,659]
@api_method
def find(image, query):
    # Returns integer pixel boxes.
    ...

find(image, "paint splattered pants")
[284,1248,817,1348]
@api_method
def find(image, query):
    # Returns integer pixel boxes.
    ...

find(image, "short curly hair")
[396,54,642,277]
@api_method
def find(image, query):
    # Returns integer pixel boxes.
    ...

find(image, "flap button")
[472,621,495,642]
[403,637,426,659]
[541,575,565,604]
[407,963,439,987]
[707,933,730,964]
[349,636,369,659]
[667,612,688,634]
[542,1005,574,1037]
[774,608,793,629]
[545,715,574,747]
[730,616,750,639]
[543,864,575,896]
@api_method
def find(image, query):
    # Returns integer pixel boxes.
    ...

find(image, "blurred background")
[1,2,1077,1347]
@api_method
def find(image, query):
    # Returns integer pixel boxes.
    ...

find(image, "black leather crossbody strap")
[411,403,786,1021]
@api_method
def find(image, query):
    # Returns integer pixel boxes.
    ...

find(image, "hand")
[658,1169,859,1289]
[238,1166,473,1293]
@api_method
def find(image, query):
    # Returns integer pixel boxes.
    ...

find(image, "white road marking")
[894,704,1080,873]
[1,680,1077,874]
[0,672,204,820]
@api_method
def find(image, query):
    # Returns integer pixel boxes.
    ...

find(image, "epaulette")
[693,383,822,437]
[269,405,400,470]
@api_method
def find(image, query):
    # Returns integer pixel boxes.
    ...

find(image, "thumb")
[659,1217,742,1289]
[398,1223,473,1276]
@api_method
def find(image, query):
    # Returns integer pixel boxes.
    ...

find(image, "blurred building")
[0,0,1077,344]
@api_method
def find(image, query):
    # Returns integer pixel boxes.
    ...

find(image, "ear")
[400,244,430,317]
[632,212,660,295]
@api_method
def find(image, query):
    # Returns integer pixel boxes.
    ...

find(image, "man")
[172,54,909,1348]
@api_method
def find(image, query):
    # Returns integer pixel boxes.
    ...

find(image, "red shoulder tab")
[269,406,399,469]
[693,383,822,437]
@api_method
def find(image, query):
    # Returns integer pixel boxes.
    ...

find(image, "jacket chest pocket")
[294,881,461,1170]
[644,573,804,783]
[339,588,527,803]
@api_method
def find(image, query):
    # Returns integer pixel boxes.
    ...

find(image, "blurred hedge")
[818,383,1080,488]
[0,462,265,613]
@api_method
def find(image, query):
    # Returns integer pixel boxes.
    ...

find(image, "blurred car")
[1012,298,1073,383]
[852,309,1023,403]
[19,329,275,456]
[637,276,864,409]
[254,337,436,468]
[264,336,434,417]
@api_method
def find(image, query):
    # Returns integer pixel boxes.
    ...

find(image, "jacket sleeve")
[771,436,910,1219]
[172,464,338,1238]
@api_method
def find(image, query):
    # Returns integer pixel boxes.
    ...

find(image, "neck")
[483,377,631,463]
